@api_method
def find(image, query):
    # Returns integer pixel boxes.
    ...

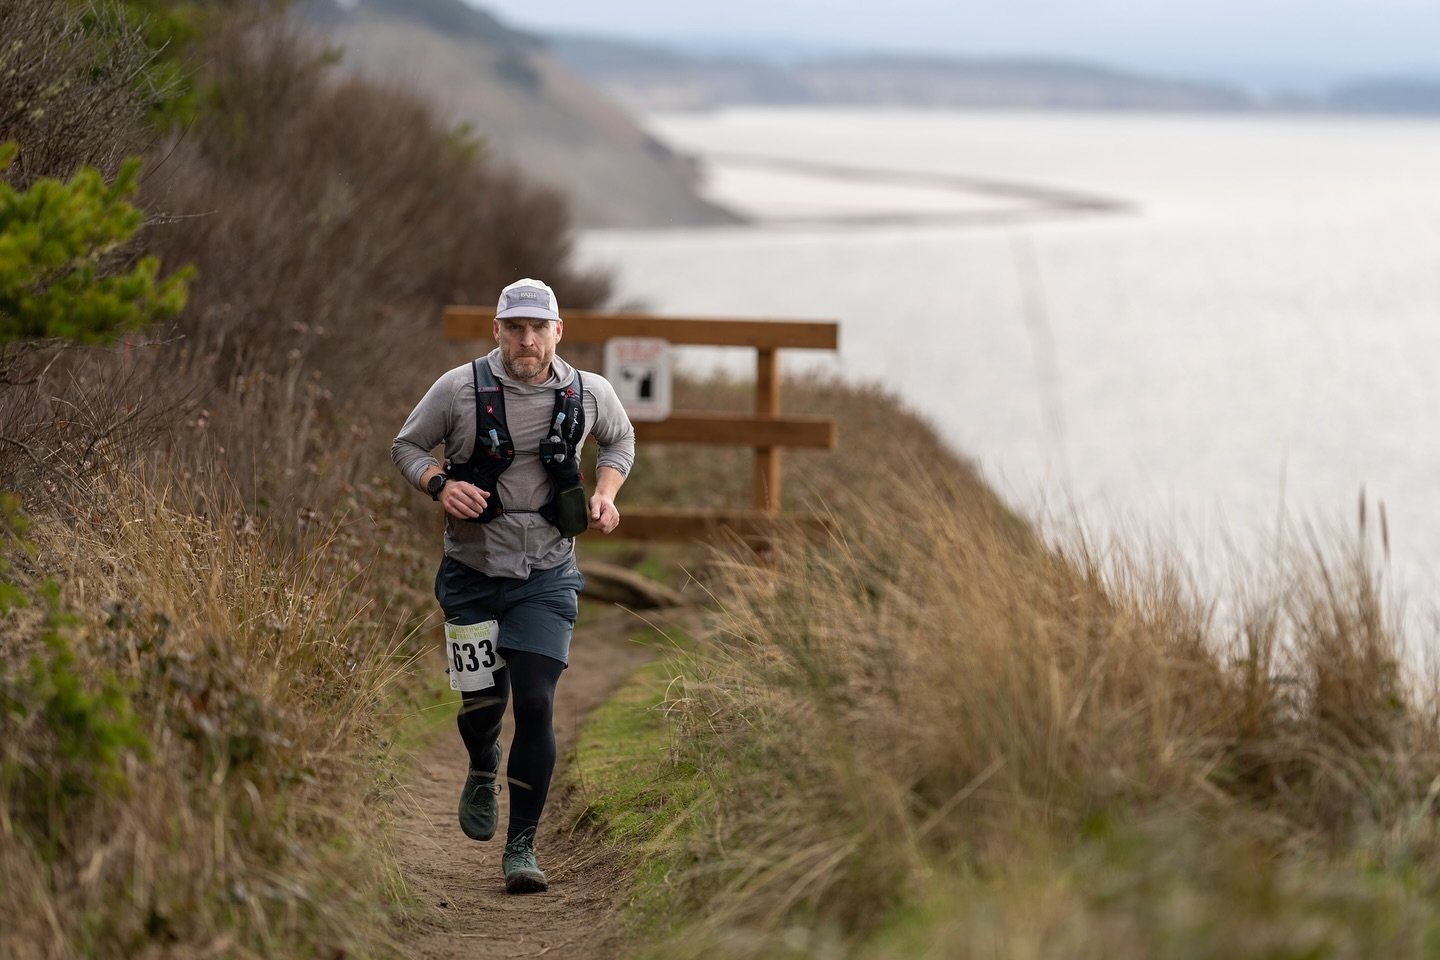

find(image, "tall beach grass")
[600,435,1440,958]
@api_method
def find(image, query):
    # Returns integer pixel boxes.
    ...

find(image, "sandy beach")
[693,151,1129,226]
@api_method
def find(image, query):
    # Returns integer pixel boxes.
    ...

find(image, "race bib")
[445,620,506,692]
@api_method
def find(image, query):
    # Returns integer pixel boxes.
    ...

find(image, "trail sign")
[604,336,672,422]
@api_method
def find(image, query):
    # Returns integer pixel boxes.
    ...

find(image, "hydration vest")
[445,359,585,530]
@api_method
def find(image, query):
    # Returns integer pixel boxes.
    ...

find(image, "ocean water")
[576,107,1440,613]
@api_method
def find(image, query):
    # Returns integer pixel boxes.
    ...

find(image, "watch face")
[428,474,446,495]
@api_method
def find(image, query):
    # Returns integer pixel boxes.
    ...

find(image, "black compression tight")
[457,649,565,842]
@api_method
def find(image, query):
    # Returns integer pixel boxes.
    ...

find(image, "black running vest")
[444,360,584,528]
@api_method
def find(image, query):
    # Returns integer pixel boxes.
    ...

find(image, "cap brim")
[495,306,559,321]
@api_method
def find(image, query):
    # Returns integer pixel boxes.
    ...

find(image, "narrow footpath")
[389,611,657,960]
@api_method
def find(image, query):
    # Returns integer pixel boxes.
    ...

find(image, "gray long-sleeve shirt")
[391,349,636,579]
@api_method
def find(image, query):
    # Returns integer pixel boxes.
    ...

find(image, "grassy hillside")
[0,4,609,955]
[572,383,1440,957]
[549,273,1427,959]
[300,0,740,228]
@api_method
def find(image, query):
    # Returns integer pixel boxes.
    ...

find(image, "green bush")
[0,491,30,613]
[0,142,191,344]
[0,493,148,855]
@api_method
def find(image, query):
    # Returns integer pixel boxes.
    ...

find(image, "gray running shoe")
[458,741,501,841]
[502,831,548,894]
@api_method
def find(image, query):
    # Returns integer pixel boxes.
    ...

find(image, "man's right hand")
[439,479,489,520]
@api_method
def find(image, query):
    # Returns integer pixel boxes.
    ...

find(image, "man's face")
[494,316,562,383]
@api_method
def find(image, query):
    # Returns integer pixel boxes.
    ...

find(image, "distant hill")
[548,34,1440,116]
[545,35,812,110]
[299,0,738,228]
[546,34,1255,112]
[1327,77,1440,114]
[793,56,1253,110]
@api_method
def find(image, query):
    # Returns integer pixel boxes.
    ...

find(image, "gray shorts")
[434,555,585,666]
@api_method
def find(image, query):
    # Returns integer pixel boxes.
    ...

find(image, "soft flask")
[552,484,588,538]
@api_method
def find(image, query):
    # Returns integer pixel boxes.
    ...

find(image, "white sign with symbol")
[604,337,672,422]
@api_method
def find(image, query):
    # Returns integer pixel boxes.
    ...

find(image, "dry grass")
[1,467,424,958]
[636,445,1440,957]
[0,5,614,957]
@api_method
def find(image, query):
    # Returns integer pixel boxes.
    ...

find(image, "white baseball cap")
[495,278,560,322]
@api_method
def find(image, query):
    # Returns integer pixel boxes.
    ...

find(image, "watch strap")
[427,472,448,500]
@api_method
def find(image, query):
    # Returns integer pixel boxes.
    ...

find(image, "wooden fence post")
[755,347,780,513]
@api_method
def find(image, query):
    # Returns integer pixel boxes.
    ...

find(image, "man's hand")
[588,492,620,534]
[439,479,489,520]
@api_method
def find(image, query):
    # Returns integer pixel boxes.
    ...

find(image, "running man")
[391,277,635,893]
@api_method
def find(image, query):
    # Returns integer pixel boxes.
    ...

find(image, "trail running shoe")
[502,831,548,894]
[458,741,501,841]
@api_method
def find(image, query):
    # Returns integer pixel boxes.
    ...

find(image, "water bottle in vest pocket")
[551,484,588,538]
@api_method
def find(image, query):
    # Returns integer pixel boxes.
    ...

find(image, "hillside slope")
[301,0,738,228]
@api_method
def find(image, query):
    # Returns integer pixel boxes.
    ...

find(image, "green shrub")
[0,142,192,344]
[0,493,148,855]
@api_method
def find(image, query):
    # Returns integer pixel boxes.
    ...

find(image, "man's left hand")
[588,493,620,534]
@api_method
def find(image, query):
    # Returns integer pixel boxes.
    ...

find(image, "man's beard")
[504,351,549,381]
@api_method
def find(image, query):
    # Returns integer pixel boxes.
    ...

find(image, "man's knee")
[510,687,555,728]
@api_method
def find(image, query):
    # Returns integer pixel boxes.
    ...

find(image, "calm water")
[577,108,1440,608]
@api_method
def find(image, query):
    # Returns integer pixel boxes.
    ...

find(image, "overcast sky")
[469,0,1440,91]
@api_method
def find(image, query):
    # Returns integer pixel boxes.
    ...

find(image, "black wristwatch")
[426,473,448,501]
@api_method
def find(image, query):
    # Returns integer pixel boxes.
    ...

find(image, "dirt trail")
[389,610,659,960]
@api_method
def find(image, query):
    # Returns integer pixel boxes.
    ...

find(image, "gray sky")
[469,0,1440,91]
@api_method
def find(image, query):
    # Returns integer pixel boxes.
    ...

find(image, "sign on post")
[604,336,672,422]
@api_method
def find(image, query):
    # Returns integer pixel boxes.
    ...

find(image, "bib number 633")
[444,620,506,692]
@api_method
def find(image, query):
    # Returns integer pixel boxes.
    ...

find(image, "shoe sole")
[505,870,548,894]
